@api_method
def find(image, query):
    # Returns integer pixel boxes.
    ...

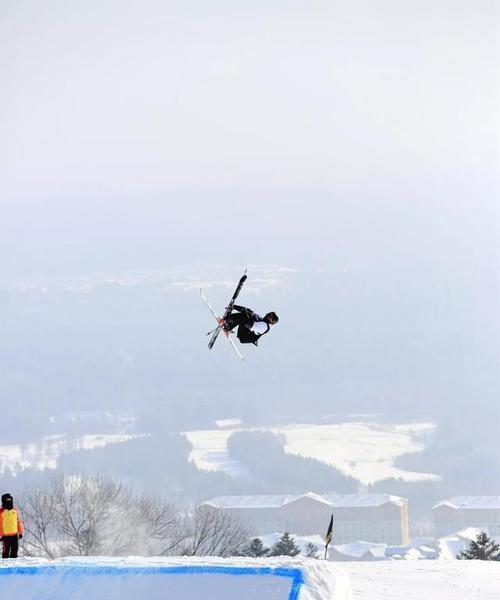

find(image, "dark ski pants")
[2,535,19,558]
[224,312,252,331]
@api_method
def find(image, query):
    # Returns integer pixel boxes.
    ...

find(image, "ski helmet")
[1,493,13,510]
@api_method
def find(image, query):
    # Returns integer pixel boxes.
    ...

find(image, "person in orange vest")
[0,493,23,558]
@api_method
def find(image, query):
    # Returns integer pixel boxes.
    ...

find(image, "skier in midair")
[221,305,279,345]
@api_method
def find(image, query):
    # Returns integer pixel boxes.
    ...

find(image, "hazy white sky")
[0,2,498,440]
[0,0,498,277]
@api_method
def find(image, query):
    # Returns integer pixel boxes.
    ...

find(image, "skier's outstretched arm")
[231,305,256,320]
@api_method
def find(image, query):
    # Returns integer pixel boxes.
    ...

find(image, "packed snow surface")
[0,557,349,600]
[2,556,499,599]
[184,421,438,484]
[343,560,500,600]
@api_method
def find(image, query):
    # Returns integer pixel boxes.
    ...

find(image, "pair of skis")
[200,270,247,361]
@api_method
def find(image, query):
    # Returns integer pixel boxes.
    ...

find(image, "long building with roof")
[433,496,500,537]
[202,492,409,545]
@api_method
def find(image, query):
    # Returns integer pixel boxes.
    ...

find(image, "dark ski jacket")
[232,305,270,345]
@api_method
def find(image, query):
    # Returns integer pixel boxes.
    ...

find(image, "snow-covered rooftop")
[332,541,388,559]
[205,495,300,509]
[323,494,406,508]
[433,496,500,510]
[204,493,405,510]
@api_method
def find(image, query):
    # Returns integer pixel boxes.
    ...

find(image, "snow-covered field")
[3,416,437,485]
[14,264,297,295]
[0,419,437,484]
[0,433,141,474]
[343,560,500,600]
[184,421,438,484]
[1,557,498,600]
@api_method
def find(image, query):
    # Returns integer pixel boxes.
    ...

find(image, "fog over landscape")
[0,0,498,550]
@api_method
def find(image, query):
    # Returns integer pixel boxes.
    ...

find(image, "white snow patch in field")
[280,422,438,484]
[216,418,242,428]
[184,421,438,485]
[184,430,256,480]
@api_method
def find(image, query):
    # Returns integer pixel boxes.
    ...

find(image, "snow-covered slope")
[184,421,438,484]
[0,419,437,483]
[0,433,142,474]
[0,557,349,600]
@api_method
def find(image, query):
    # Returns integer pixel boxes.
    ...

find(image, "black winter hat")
[1,494,13,509]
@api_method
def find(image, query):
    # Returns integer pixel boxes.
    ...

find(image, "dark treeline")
[226,430,358,494]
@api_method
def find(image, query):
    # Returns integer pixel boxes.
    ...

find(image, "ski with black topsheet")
[200,270,247,359]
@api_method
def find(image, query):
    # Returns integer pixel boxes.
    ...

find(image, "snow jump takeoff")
[200,271,279,360]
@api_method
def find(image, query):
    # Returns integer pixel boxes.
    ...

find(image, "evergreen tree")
[304,542,320,558]
[241,538,270,557]
[269,533,301,557]
[457,532,500,560]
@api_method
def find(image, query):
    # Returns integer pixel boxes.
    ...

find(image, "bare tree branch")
[185,506,251,557]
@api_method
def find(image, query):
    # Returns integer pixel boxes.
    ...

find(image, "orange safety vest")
[0,508,23,537]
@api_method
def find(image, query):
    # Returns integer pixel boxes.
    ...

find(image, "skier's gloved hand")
[18,534,23,539]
